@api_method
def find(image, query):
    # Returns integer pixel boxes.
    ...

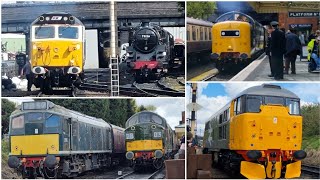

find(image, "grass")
[302,135,320,150]
[1,138,9,166]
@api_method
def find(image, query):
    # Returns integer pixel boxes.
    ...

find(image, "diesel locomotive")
[210,11,267,72]
[125,22,175,82]
[203,84,307,179]
[124,111,177,170]
[30,12,85,93]
[8,101,125,178]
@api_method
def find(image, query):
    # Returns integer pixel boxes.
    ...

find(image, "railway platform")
[239,55,320,81]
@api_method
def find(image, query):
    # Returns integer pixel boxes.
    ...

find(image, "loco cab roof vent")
[262,84,281,89]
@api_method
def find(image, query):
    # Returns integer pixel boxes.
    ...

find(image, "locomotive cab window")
[265,96,285,105]
[286,99,300,115]
[45,114,61,128]
[26,112,43,121]
[11,115,24,129]
[58,26,79,39]
[246,95,263,113]
[35,26,55,39]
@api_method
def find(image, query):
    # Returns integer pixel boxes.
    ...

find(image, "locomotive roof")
[125,111,172,130]
[236,84,299,99]
[187,17,213,27]
[31,12,84,26]
[12,101,111,128]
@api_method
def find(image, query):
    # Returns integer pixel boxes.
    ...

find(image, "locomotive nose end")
[8,156,20,168]
[293,150,307,160]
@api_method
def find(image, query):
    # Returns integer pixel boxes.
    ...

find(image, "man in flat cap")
[270,21,286,80]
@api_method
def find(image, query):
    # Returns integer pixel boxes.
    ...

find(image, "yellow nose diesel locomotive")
[30,12,85,93]
[211,11,267,72]
[203,84,306,179]
[7,101,125,178]
[124,111,176,170]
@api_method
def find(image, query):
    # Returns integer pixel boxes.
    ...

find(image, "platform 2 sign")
[289,12,319,17]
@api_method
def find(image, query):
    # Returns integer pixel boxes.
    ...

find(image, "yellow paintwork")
[285,161,301,178]
[31,40,83,71]
[126,140,163,151]
[10,134,59,155]
[240,161,266,179]
[212,21,251,59]
[230,105,302,150]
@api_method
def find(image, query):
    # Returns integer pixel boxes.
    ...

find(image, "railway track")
[301,164,320,178]
[117,168,164,179]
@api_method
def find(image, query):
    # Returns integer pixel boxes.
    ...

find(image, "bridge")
[1,1,185,33]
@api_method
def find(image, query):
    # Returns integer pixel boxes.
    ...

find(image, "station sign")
[288,12,319,17]
[289,24,313,29]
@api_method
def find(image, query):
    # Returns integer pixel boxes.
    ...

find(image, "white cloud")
[135,98,185,130]
[222,82,264,98]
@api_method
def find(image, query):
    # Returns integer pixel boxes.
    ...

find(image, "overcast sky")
[5,97,185,130]
[186,82,320,136]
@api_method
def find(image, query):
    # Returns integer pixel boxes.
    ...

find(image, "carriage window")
[45,114,61,128]
[187,30,190,41]
[205,28,208,40]
[192,26,196,41]
[286,99,300,115]
[200,27,204,40]
[35,26,55,39]
[209,29,212,40]
[247,95,263,113]
[26,113,43,122]
[58,26,78,39]
[265,96,285,105]
[12,115,24,129]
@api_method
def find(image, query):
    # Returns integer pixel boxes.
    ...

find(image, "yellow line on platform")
[189,69,219,81]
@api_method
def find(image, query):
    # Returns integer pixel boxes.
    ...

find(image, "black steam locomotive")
[125,22,175,82]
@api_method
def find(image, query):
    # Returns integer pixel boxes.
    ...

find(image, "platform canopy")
[248,2,320,13]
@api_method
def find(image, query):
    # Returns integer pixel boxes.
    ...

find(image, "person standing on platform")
[266,25,274,77]
[20,60,33,91]
[270,21,286,80]
[284,29,301,74]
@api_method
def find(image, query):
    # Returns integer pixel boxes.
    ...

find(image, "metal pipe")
[110,0,117,58]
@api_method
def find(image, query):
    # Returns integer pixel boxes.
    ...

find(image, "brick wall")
[278,12,319,32]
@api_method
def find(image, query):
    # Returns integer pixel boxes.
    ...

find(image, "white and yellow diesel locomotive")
[30,12,85,93]
[203,84,306,179]
[211,11,267,72]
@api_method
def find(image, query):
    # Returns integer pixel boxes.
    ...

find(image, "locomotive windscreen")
[134,28,158,53]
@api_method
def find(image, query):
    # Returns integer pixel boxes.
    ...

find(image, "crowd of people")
[265,21,320,80]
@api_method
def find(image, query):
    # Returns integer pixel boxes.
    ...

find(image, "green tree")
[301,103,320,137]
[137,105,157,112]
[187,2,216,19]
[1,99,16,135]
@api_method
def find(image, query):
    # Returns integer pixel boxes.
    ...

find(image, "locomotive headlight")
[126,151,134,160]
[162,52,166,56]
[63,16,68,21]
[221,32,225,36]
[76,44,81,50]
[45,17,50,21]
[126,132,134,140]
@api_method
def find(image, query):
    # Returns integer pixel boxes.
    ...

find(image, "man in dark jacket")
[284,29,301,74]
[270,21,286,80]
[266,25,274,77]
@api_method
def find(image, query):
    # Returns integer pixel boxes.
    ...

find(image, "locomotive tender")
[8,101,125,178]
[124,111,177,170]
[203,84,307,179]
[211,11,267,72]
[30,12,85,93]
[125,22,175,82]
